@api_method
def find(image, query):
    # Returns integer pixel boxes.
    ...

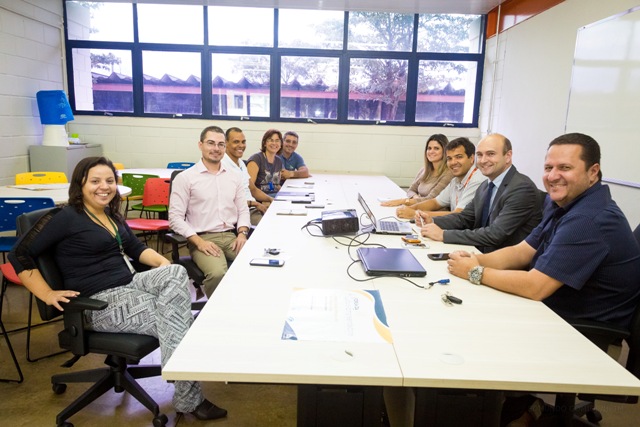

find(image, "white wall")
[482,0,640,226]
[0,0,64,184]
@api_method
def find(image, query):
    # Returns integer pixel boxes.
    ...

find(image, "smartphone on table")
[250,258,285,267]
[401,234,421,244]
[427,253,450,261]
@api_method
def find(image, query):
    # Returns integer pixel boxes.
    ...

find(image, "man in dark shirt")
[447,133,640,328]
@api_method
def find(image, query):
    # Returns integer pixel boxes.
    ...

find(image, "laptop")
[357,193,415,235]
[357,247,427,277]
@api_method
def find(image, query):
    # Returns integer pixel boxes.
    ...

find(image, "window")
[208,7,273,47]
[281,56,339,119]
[211,53,270,117]
[137,4,203,44]
[348,58,408,121]
[142,51,202,115]
[278,9,344,49]
[64,1,485,127]
[348,12,414,52]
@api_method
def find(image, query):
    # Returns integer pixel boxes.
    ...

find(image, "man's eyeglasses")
[203,141,226,149]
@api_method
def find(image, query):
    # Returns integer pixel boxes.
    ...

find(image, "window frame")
[63,2,486,128]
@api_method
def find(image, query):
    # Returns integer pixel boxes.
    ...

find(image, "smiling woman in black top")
[9,156,227,421]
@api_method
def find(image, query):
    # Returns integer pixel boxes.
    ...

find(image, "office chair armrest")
[165,232,188,263]
[62,296,108,312]
[60,297,108,356]
[569,319,630,352]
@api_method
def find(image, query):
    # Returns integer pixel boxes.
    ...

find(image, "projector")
[321,209,359,235]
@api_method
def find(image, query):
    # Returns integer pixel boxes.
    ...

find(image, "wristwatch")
[239,230,248,236]
[468,265,485,285]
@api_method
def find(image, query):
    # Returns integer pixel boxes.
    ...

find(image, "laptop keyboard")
[379,221,400,232]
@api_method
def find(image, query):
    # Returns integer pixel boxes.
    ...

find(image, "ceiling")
[129,0,503,15]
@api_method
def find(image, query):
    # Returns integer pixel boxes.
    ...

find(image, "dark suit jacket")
[433,166,544,253]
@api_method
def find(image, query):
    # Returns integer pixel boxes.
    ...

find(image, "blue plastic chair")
[0,197,56,261]
[0,197,59,364]
[166,162,194,170]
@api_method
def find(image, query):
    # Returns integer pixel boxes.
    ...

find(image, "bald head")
[476,133,513,180]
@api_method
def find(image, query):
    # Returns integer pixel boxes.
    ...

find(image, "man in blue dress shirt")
[448,133,640,329]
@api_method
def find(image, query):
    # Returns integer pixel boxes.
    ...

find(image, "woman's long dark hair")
[420,133,449,182]
[68,156,123,222]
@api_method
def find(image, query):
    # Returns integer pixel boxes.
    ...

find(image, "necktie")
[481,182,495,226]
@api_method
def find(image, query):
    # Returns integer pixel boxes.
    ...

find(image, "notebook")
[357,193,414,235]
[357,247,427,277]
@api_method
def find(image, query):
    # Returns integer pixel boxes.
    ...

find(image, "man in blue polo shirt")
[280,131,310,180]
[447,133,640,329]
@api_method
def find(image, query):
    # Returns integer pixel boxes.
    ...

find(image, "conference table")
[162,174,640,426]
[0,183,131,204]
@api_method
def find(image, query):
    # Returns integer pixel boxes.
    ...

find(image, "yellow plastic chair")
[15,171,68,185]
[113,162,125,170]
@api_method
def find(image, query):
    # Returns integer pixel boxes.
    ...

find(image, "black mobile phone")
[427,253,450,261]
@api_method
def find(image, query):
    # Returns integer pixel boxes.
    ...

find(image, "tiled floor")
[2,277,640,426]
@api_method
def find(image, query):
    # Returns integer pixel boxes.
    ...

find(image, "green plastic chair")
[121,173,158,214]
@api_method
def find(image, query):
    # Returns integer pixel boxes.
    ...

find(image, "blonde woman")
[382,134,453,207]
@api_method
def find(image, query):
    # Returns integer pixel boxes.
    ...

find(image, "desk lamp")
[36,90,74,146]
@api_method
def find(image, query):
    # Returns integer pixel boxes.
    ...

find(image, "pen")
[419,215,424,227]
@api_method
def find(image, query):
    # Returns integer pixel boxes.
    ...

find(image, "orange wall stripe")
[486,0,565,38]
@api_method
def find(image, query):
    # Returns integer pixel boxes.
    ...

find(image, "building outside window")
[64,1,485,127]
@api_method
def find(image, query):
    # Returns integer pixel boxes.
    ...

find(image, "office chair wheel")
[52,383,67,394]
[152,413,168,427]
[586,409,602,423]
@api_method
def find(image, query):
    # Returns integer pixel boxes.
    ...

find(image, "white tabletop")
[0,184,131,204]
[163,174,640,397]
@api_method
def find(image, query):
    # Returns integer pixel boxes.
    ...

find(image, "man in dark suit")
[416,133,544,253]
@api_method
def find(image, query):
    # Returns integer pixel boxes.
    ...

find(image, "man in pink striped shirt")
[169,126,251,297]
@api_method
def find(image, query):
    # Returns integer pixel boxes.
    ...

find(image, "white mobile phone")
[249,258,285,267]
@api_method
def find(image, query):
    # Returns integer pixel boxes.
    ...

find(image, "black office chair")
[553,223,640,425]
[165,232,207,309]
[16,208,168,427]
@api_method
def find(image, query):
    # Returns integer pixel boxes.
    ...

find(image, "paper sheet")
[282,288,392,343]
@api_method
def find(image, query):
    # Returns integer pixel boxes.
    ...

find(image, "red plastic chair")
[126,178,170,252]
[1,262,66,363]
[0,264,23,383]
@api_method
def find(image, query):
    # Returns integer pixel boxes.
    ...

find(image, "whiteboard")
[565,6,640,188]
